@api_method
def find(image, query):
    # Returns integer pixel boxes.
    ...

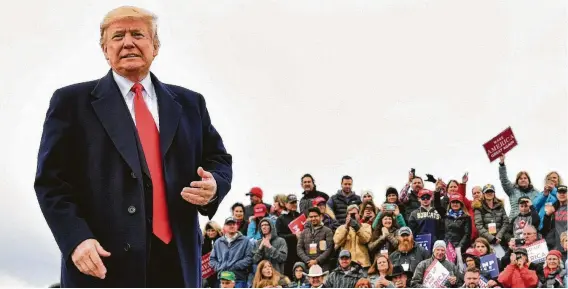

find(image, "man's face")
[302,177,314,191]
[308,212,321,226]
[519,202,530,214]
[260,222,271,235]
[339,256,351,269]
[433,247,446,260]
[102,19,157,79]
[220,280,235,288]
[348,208,360,221]
[464,272,480,288]
[250,195,261,205]
[224,222,237,235]
[523,227,537,245]
[420,194,432,207]
[294,266,304,280]
[341,179,353,193]
[286,201,298,212]
[411,178,423,191]
[309,276,323,287]
[472,187,482,201]
[392,275,408,288]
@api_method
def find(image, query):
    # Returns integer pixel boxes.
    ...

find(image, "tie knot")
[131,83,144,94]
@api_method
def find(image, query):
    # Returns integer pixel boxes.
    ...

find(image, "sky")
[0,0,566,287]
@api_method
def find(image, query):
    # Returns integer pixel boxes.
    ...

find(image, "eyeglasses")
[420,195,432,200]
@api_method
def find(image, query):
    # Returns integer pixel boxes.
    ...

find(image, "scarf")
[447,209,464,219]
[543,267,564,287]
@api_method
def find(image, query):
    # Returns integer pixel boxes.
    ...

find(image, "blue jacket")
[34,70,232,287]
[210,233,255,282]
[533,187,558,230]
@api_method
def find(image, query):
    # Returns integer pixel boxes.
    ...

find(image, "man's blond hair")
[99,6,160,49]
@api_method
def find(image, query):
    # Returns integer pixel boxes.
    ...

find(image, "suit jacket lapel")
[150,73,182,159]
[90,70,144,179]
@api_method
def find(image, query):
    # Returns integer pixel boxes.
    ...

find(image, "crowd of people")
[202,154,567,288]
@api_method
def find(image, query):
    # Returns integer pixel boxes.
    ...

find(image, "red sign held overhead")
[483,127,518,162]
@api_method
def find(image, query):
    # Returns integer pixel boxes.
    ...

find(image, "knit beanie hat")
[433,240,446,251]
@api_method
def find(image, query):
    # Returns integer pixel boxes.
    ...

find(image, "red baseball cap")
[448,193,464,204]
[253,204,267,217]
[418,189,433,198]
[246,187,263,199]
[312,197,326,207]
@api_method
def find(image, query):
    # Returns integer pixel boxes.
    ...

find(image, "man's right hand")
[71,239,111,279]
[307,260,318,267]
[499,154,505,165]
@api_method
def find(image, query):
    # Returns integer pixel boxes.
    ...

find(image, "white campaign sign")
[423,259,450,288]
[525,240,549,264]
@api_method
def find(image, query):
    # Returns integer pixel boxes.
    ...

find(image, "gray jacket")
[499,164,539,217]
[252,217,288,274]
[324,262,367,288]
[411,256,462,288]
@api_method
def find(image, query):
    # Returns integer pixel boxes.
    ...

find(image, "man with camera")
[499,224,540,270]
[333,204,372,268]
[497,247,538,288]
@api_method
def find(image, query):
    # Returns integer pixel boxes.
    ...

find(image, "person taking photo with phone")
[333,204,372,269]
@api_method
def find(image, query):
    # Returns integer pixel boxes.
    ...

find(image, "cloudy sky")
[0,0,566,287]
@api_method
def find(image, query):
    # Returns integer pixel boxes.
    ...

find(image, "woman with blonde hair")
[272,194,287,217]
[473,184,510,247]
[534,171,565,229]
[367,254,394,287]
[202,221,223,287]
[253,260,285,288]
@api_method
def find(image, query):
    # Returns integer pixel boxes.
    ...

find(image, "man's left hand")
[181,167,217,206]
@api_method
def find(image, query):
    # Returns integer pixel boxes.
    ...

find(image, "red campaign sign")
[201,252,214,279]
[288,214,307,234]
[483,127,518,162]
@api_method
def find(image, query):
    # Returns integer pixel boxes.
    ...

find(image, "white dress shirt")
[112,70,160,131]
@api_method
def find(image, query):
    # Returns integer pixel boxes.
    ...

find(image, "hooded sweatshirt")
[288,262,310,288]
[252,218,288,274]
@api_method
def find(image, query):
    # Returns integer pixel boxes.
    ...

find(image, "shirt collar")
[112,70,154,99]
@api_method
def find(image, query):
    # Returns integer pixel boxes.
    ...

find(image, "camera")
[515,239,525,246]
[350,212,357,219]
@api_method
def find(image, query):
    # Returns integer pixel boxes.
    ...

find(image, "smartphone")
[385,204,396,211]
[350,212,357,219]
[411,168,416,177]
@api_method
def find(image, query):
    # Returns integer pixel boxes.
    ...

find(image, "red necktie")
[132,83,172,244]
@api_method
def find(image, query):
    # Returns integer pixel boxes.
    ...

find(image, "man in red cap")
[407,189,445,247]
[244,187,272,221]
